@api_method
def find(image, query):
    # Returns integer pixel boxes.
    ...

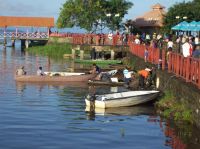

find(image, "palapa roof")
[134,3,166,27]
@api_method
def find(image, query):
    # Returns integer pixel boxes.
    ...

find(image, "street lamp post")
[175,16,188,35]
[106,13,120,33]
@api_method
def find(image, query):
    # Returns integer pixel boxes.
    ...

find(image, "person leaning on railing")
[182,38,193,57]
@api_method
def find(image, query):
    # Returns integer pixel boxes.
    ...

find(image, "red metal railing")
[128,42,160,65]
[129,41,200,89]
[50,33,129,46]
[168,52,200,88]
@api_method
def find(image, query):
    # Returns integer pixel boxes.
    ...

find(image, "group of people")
[89,63,156,89]
[16,66,44,76]
[123,65,156,89]
[133,32,200,59]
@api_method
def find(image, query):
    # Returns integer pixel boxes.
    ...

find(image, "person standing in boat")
[37,66,44,76]
[123,66,132,85]
[16,66,26,76]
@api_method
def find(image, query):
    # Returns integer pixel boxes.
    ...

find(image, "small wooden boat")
[85,90,159,108]
[74,59,122,65]
[88,80,125,86]
[15,73,96,82]
[44,72,85,76]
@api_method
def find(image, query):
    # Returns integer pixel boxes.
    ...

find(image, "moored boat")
[85,90,160,108]
[15,73,96,82]
[74,59,122,65]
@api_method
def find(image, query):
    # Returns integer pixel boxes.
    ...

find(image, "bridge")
[0,16,54,48]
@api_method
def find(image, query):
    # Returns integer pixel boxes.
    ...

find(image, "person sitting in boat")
[123,66,132,85]
[138,66,151,89]
[89,63,102,80]
[16,66,26,76]
[90,63,101,74]
[37,66,44,76]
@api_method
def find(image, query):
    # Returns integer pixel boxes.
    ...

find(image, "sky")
[0,0,192,21]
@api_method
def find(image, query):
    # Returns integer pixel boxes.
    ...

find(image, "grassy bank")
[156,90,194,123]
[27,43,72,59]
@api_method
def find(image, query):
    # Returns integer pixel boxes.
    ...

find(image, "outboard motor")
[86,94,96,101]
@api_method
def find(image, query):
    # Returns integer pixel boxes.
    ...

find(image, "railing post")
[185,57,190,82]
[15,27,18,38]
[26,28,29,39]
[176,55,180,76]
[4,27,7,45]
[162,50,166,70]
[168,52,172,73]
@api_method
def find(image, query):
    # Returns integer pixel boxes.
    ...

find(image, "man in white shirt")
[195,36,199,45]
[134,38,140,44]
[167,40,173,49]
[123,67,132,85]
[182,39,192,57]
[37,66,44,76]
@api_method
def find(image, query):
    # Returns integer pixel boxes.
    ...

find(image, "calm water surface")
[0,41,199,149]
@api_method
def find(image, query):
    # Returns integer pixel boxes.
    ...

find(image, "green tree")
[163,0,200,33]
[57,0,133,32]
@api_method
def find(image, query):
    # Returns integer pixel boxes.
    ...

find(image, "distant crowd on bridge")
[50,31,130,46]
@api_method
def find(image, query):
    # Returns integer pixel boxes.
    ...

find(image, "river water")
[0,41,199,149]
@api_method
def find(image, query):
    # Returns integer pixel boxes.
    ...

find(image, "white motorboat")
[85,90,160,108]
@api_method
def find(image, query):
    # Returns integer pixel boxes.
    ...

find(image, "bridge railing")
[129,42,200,89]
[168,52,200,88]
[0,32,49,39]
[128,42,160,65]
[50,33,131,46]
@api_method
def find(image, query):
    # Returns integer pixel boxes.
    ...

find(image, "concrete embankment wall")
[129,53,200,127]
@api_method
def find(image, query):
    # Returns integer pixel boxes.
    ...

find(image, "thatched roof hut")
[132,3,166,33]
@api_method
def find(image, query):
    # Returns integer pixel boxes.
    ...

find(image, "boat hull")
[85,90,159,108]
[15,74,96,82]
[88,80,125,86]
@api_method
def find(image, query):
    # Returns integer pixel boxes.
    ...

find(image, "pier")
[0,16,54,48]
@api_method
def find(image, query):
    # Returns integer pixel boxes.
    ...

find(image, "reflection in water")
[85,105,156,121]
[164,121,187,149]
[85,105,155,117]
[16,81,89,95]
[148,116,189,149]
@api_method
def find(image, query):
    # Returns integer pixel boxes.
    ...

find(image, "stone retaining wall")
[129,53,200,127]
